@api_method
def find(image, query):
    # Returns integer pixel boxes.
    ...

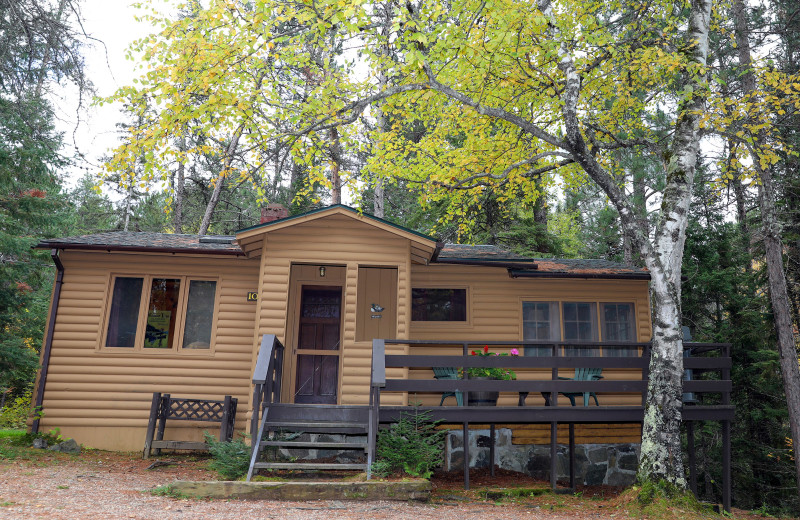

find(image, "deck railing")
[370,340,731,411]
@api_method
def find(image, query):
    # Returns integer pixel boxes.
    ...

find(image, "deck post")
[687,421,697,496]
[463,421,470,490]
[722,419,731,513]
[550,421,557,491]
[569,423,575,490]
[490,424,495,477]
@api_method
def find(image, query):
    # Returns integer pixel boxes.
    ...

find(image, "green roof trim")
[235,204,439,243]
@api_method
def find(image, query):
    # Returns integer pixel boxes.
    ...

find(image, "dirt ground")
[0,448,781,520]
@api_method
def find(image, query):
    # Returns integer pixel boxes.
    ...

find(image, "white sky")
[54,0,156,190]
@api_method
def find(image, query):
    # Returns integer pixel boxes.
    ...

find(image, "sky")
[54,0,155,190]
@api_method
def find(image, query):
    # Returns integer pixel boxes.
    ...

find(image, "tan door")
[293,286,342,404]
[356,267,398,342]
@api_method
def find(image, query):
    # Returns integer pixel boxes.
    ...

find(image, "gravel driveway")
[0,457,601,520]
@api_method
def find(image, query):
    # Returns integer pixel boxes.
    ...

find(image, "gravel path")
[0,461,598,520]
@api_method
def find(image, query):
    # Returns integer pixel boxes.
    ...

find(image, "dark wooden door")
[294,286,341,404]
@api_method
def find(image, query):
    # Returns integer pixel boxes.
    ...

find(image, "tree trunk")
[175,135,185,234]
[199,126,243,235]
[732,0,800,498]
[123,184,133,232]
[329,127,342,205]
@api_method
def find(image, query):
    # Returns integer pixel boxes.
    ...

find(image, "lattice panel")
[166,398,226,422]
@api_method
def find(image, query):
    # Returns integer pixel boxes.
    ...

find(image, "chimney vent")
[260,203,289,224]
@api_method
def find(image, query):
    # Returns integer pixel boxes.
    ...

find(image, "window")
[411,288,467,321]
[562,302,599,356]
[105,277,143,348]
[522,302,560,356]
[521,300,637,357]
[601,303,637,356]
[103,274,218,352]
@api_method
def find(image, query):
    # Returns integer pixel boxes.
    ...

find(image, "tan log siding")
[252,216,411,408]
[406,264,652,441]
[37,250,260,451]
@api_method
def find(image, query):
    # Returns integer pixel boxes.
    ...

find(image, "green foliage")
[0,389,34,429]
[203,432,250,481]
[682,171,798,515]
[373,408,445,479]
[0,96,68,398]
[464,346,518,381]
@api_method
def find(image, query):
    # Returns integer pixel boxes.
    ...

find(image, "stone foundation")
[444,428,639,487]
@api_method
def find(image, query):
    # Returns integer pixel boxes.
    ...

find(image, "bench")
[143,392,237,458]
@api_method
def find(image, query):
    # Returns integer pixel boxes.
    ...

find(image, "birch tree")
[285,0,713,486]
[102,0,742,489]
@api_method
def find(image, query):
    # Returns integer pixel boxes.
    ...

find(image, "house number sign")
[247,292,258,302]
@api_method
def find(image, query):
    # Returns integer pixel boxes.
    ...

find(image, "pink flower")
[510,348,519,356]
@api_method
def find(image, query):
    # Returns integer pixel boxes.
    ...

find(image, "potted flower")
[466,346,518,406]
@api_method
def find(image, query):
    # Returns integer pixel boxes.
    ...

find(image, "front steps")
[247,404,370,480]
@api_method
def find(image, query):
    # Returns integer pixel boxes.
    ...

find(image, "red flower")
[471,350,477,356]
[483,345,489,354]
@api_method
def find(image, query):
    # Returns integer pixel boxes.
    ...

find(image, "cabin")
[31,204,732,504]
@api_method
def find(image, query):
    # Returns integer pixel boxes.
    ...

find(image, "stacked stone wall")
[444,428,639,487]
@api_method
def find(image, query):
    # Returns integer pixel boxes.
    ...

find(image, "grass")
[0,428,76,464]
[0,429,25,441]
[149,484,199,500]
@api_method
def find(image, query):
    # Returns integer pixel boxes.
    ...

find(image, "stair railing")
[367,339,387,479]
[247,334,284,481]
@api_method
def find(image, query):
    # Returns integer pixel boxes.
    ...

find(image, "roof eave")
[508,269,651,280]
[35,242,245,256]
[435,258,539,270]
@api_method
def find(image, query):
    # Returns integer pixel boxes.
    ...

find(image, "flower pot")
[467,377,499,406]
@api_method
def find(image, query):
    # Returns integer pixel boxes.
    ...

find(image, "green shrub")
[372,408,446,479]
[204,432,251,480]
[0,390,34,429]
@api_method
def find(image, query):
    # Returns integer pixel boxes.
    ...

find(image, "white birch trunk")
[536,0,712,486]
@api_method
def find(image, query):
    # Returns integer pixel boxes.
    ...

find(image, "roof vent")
[199,235,235,244]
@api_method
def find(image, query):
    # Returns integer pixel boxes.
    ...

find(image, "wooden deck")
[248,335,733,511]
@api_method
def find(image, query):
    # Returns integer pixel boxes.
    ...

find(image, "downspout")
[31,249,63,434]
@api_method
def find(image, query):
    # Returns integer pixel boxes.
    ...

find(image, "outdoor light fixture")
[319,266,326,277]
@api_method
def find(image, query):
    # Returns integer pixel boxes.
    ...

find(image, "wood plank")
[150,441,208,450]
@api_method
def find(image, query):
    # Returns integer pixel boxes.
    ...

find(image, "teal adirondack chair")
[559,367,603,407]
[433,367,463,406]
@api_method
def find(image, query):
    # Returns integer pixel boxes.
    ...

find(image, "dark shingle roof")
[36,232,243,255]
[529,257,648,276]
[437,244,535,262]
[437,244,648,278]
